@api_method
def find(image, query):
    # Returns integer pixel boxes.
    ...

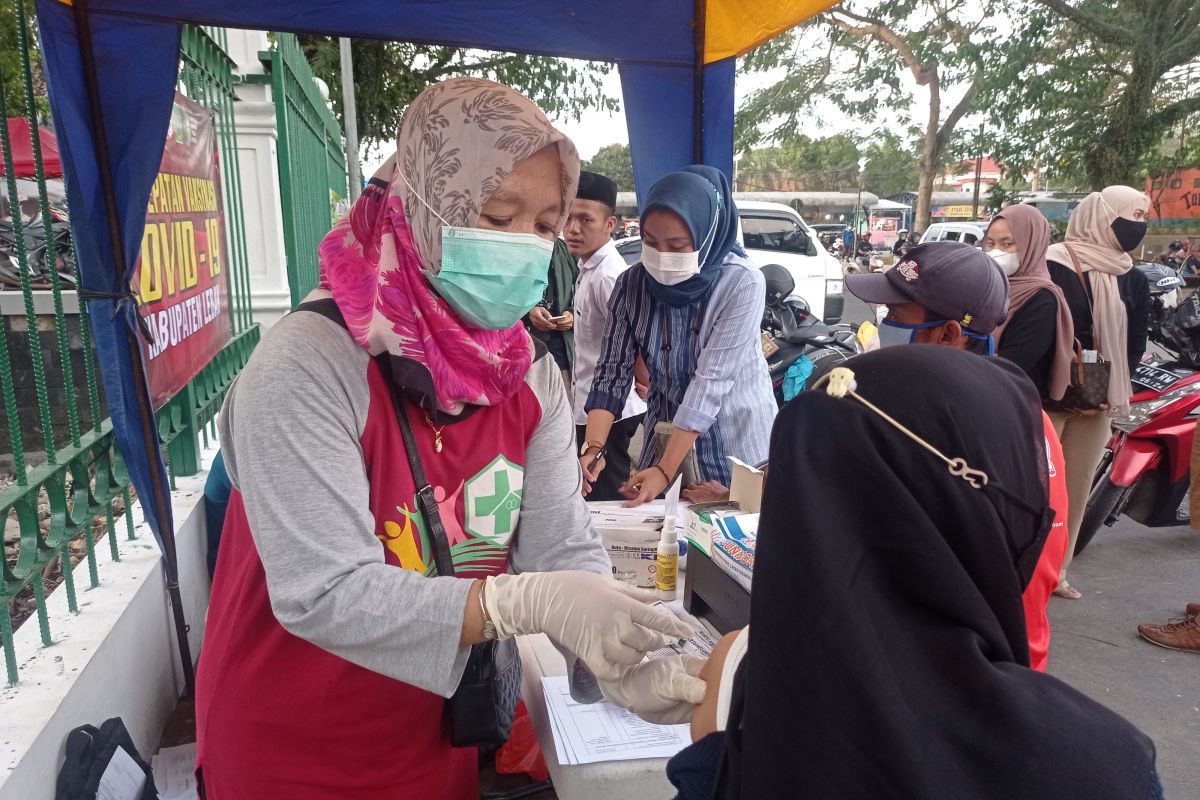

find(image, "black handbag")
[1044,245,1113,412]
[383,374,522,748]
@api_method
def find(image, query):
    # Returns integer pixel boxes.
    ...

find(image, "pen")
[586,446,607,473]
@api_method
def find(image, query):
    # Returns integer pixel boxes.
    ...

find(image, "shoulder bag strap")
[1063,244,1103,355]
[295,303,457,577]
[380,359,456,579]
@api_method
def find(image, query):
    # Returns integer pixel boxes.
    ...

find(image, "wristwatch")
[579,439,605,457]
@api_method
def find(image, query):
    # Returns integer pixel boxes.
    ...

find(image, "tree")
[985,0,1200,189]
[737,1,1004,231]
[298,38,618,149]
[735,134,862,191]
[0,0,48,123]
[581,143,634,192]
[860,130,921,197]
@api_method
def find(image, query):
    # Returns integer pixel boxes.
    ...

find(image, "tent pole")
[339,37,362,202]
[71,0,196,697]
[691,0,706,163]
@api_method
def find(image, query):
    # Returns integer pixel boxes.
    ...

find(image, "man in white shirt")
[567,171,647,501]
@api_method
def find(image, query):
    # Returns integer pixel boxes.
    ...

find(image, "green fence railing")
[258,32,349,307]
[1,19,259,685]
[0,0,134,686]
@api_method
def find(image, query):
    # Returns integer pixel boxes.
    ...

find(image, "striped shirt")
[586,254,776,484]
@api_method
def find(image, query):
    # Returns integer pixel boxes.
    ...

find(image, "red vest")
[1022,413,1069,672]
[196,359,542,798]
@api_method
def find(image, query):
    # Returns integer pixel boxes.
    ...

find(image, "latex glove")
[598,655,707,724]
[484,571,694,681]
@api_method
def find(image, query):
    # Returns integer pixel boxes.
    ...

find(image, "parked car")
[919,221,989,247]
[614,202,845,323]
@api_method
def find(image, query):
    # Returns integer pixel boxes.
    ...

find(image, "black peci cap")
[576,171,618,210]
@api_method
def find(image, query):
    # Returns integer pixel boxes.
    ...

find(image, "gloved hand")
[484,571,694,681]
[598,655,707,724]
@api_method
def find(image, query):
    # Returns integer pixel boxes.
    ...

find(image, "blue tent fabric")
[619,58,735,200]
[31,0,743,571]
[36,0,182,565]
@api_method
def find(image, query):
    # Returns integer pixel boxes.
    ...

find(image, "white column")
[225,29,292,330]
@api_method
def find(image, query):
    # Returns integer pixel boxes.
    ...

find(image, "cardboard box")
[727,458,765,513]
[682,458,765,626]
[683,502,740,556]
[600,527,661,589]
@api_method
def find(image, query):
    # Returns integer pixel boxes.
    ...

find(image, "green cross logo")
[464,455,524,546]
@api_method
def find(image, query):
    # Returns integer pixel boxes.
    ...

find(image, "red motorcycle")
[1077,274,1200,554]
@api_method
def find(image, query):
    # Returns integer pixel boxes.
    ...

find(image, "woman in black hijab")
[668,346,1160,799]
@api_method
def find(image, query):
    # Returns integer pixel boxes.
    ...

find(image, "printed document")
[541,676,692,765]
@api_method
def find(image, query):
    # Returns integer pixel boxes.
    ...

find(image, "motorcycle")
[1077,275,1200,555]
[0,206,76,289]
[760,263,861,406]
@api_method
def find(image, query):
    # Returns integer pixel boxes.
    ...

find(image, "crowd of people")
[190,77,1185,799]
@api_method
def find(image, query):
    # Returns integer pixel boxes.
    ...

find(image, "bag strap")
[1063,244,1103,353]
[293,299,456,576]
[382,371,456,578]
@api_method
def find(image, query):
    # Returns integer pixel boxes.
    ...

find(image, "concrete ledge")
[0,448,217,800]
[0,290,80,317]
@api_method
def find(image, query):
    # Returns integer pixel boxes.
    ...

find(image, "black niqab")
[725,346,1155,799]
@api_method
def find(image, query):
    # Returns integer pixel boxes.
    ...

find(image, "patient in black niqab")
[669,346,1160,799]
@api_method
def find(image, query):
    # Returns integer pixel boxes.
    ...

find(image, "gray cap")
[845,241,1010,334]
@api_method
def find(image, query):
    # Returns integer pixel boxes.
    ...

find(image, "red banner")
[135,92,233,409]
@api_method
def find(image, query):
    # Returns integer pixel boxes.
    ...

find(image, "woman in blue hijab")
[579,166,776,505]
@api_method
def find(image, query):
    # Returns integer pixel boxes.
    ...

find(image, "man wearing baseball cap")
[846,239,1068,672]
[846,240,1009,355]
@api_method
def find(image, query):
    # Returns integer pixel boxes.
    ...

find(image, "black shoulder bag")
[383,373,522,748]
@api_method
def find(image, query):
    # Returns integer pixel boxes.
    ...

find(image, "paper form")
[96,746,148,800]
[541,676,692,765]
[151,743,199,800]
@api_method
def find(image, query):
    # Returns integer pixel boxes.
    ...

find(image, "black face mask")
[1110,217,1148,252]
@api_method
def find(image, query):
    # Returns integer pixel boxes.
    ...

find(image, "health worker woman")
[194,78,690,800]
[580,167,775,505]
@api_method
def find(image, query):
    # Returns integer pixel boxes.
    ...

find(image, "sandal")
[1053,583,1083,600]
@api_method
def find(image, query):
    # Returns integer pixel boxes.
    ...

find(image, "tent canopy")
[870,198,910,210]
[1,117,62,178]
[32,0,836,562]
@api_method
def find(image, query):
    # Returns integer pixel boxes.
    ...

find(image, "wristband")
[651,463,672,485]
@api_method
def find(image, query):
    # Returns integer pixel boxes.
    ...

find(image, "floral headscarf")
[318,77,580,414]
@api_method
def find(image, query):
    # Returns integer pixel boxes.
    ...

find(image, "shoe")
[1053,583,1082,600]
[1186,602,1200,618]
[1137,617,1200,653]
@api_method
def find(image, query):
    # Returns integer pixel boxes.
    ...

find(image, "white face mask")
[641,244,701,286]
[987,248,1020,277]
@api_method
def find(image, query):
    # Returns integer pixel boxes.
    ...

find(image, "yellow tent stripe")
[703,0,838,63]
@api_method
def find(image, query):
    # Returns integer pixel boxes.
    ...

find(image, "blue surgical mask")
[879,318,995,356]
[427,226,552,329]
[400,173,554,329]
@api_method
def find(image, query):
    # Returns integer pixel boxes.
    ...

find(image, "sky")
[360,23,978,175]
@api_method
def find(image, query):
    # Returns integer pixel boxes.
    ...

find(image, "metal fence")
[257,32,349,307]
[0,16,258,684]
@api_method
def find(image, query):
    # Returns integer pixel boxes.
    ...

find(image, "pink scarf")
[317,78,580,414]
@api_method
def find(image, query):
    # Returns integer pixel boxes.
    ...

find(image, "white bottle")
[656,514,679,601]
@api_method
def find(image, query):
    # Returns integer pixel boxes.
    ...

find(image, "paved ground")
[1048,518,1200,798]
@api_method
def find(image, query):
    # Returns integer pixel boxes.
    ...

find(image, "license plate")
[1133,363,1184,393]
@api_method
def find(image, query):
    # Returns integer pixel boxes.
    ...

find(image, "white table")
[517,633,677,800]
[516,595,714,800]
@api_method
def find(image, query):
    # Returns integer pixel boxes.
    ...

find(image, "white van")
[919,221,989,247]
[614,201,845,323]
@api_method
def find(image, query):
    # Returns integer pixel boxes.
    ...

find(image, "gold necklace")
[424,412,446,454]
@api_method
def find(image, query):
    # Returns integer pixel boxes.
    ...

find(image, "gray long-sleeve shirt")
[217,308,610,697]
